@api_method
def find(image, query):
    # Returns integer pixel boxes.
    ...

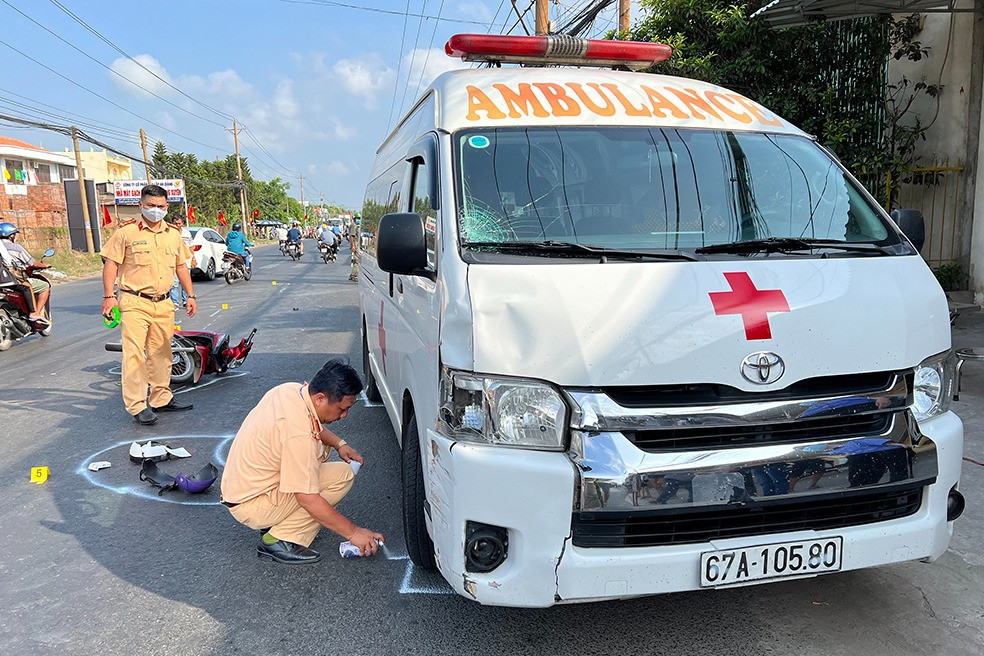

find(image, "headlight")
[439,368,568,450]
[912,350,957,421]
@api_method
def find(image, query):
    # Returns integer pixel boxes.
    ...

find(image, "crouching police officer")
[220,360,385,564]
[100,184,197,425]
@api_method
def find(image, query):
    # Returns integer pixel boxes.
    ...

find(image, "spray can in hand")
[339,538,383,558]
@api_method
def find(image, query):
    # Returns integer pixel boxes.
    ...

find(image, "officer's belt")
[121,288,170,302]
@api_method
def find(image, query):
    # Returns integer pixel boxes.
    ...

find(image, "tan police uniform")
[101,219,192,415]
[220,383,355,547]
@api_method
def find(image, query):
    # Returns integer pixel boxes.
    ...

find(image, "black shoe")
[133,408,158,425]
[152,398,193,412]
[257,540,321,564]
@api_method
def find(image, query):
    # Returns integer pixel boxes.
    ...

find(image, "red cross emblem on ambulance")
[709,272,790,340]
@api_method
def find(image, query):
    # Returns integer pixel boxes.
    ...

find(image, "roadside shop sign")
[114,179,186,205]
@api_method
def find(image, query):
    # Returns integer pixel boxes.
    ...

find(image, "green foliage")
[150,141,340,228]
[933,261,964,292]
[628,2,937,191]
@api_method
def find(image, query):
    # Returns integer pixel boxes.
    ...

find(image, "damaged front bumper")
[424,407,961,608]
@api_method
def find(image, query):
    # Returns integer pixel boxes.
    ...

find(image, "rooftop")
[0,136,46,152]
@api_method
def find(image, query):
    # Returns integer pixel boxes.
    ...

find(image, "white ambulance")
[358,34,963,607]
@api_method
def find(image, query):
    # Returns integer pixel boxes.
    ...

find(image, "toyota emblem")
[741,352,785,385]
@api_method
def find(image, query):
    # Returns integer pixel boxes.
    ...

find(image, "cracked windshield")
[457,127,892,250]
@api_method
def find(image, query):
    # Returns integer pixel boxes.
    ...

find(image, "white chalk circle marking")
[78,434,234,506]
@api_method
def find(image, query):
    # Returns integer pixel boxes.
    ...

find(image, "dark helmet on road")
[232,222,242,231]
[0,222,19,239]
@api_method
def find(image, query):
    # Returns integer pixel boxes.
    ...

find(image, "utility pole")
[71,126,94,253]
[226,119,249,236]
[298,174,305,223]
[535,0,549,35]
[139,128,151,182]
[618,0,630,34]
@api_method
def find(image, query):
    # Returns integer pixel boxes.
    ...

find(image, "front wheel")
[402,414,436,570]
[170,337,196,384]
[39,306,52,336]
[0,311,13,351]
[244,265,252,281]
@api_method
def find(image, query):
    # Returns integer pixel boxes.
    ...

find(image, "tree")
[628,2,937,194]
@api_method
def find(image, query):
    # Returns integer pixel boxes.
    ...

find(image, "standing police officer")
[100,184,197,425]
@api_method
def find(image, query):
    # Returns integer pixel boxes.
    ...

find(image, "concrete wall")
[887,7,983,287]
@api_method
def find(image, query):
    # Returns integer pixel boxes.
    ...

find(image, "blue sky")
[0,1,636,208]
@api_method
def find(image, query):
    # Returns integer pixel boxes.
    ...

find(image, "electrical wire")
[48,0,235,123]
[1,1,227,129]
[0,36,229,155]
[387,0,414,131]
[397,0,428,119]
[275,0,489,25]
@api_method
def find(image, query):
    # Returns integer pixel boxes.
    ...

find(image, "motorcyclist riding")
[225,222,254,268]
[0,222,50,324]
[286,221,303,256]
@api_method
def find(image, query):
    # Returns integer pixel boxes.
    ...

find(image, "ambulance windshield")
[455,127,904,254]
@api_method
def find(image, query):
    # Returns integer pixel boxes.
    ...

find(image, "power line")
[416,0,447,91]
[275,0,489,25]
[0,36,229,155]
[397,0,429,119]
[0,112,244,188]
[1,1,227,129]
[48,0,235,124]
[387,0,413,131]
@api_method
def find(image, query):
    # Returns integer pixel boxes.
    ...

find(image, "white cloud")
[404,47,471,93]
[326,160,350,175]
[332,55,395,110]
[109,54,174,97]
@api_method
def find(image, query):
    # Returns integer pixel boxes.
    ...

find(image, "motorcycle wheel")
[0,311,12,351]
[224,269,235,285]
[244,266,252,281]
[39,307,52,336]
[170,336,196,384]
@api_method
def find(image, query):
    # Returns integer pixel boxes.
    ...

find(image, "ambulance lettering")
[708,272,790,340]
[464,81,785,128]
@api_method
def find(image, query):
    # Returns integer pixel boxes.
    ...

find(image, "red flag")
[102,204,112,227]
[253,208,260,218]
[218,211,227,227]
[187,204,196,224]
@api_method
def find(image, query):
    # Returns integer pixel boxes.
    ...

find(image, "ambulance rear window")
[454,127,901,254]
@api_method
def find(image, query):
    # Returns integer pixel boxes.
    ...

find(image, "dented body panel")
[359,63,962,607]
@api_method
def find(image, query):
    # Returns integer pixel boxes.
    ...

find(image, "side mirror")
[377,213,430,278]
[890,209,925,253]
[43,249,55,258]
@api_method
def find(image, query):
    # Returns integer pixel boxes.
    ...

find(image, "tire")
[205,258,216,280]
[39,308,52,336]
[402,414,436,570]
[170,337,196,384]
[362,328,382,403]
[224,269,235,284]
[0,311,12,351]
[244,265,252,281]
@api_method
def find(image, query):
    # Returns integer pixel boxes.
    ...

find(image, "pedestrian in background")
[167,215,194,309]
[100,184,197,426]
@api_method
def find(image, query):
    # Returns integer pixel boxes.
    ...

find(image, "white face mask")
[141,207,167,223]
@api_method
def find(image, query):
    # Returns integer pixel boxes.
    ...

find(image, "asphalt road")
[2,242,982,656]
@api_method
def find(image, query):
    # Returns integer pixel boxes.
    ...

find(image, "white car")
[186,227,229,281]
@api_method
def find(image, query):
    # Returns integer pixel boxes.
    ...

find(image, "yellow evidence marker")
[30,466,49,484]
[222,304,229,309]
[174,325,181,331]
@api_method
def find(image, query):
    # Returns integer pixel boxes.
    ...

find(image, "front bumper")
[425,411,961,608]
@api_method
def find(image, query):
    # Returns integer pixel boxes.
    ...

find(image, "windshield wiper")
[695,237,893,255]
[461,240,698,261]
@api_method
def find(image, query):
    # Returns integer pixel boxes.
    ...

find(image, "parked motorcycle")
[318,239,337,263]
[0,248,55,350]
[223,249,252,284]
[106,327,256,386]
